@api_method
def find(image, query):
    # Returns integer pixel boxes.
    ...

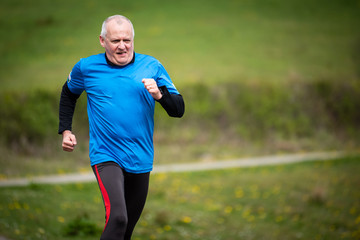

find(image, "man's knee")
[110,210,128,228]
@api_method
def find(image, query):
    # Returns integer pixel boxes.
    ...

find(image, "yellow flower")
[276,216,283,223]
[23,203,30,210]
[350,207,357,215]
[38,228,45,234]
[224,206,233,214]
[181,216,192,224]
[164,225,172,231]
[247,215,255,222]
[235,188,244,198]
[355,215,360,224]
[191,185,200,194]
[57,216,65,223]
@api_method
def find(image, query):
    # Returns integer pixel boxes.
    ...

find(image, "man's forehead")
[106,21,133,37]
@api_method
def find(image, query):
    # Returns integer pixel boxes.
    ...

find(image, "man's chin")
[115,56,131,66]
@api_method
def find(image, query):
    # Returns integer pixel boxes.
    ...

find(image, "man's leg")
[124,170,150,240]
[93,162,128,240]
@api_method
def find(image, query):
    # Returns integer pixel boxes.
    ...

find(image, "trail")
[0,151,344,187]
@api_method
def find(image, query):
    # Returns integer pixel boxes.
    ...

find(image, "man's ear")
[99,35,105,48]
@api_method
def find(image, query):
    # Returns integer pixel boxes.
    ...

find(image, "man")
[58,15,184,240]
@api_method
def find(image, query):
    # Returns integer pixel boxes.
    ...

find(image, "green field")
[1,156,360,240]
[1,0,359,91]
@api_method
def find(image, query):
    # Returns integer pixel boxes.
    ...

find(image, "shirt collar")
[104,52,135,66]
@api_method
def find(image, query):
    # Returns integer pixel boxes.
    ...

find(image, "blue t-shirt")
[67,52,179,173]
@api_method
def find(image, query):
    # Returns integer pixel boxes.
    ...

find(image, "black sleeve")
[157,86,185,118]
[58,81,81,134]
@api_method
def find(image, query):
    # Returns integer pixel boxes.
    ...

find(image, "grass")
[0,156,359,240]
[0,0,359,91]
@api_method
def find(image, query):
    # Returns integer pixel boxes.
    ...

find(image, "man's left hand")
[142,78,162,100]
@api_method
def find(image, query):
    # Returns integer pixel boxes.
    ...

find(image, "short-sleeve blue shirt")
[67,52,179,173]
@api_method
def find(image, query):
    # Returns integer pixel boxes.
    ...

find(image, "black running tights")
[92,161,150,240]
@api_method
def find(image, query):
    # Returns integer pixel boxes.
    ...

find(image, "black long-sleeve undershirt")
[58,82,185,134]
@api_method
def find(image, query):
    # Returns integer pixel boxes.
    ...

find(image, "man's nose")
[118,41,125,49]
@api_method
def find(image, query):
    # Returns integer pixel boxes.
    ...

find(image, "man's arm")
[142,78,185,118]
[157,86,185,118]
[58,82,81,133]
[59,81,81,151]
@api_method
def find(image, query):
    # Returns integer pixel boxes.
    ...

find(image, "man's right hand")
[62,130,77,152]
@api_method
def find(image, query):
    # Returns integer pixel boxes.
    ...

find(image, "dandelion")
[79,167,89,173]
[38,228,45,234]
[355,215,360,224]
[57,216,65,223]
[181,216,192,224]
[235,188,244,198]
[164,225,172,231]
[224,206,233,214]
[155,173,167,183]
[191,185,200,194]
[140,220,148,227]
[242,209,251,219]
[275,216,283,223]
[284,206,292,213]
[23,203,29,210]
[350,207,357,215]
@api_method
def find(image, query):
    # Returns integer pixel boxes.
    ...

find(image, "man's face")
[99,20,134,66]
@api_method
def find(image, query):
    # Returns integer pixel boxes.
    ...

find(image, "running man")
[58,15,184,240]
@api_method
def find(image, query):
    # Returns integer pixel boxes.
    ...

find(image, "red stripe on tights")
[95,165,111,231]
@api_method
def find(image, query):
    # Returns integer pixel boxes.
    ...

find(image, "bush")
[0,79,359,152]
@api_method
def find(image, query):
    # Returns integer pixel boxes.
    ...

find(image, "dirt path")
[0,151,345,188]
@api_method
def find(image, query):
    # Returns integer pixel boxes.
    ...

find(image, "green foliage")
[311,79,360,130]
[63,213,102,237]
[0,79,359,154]
[0,90,58,148]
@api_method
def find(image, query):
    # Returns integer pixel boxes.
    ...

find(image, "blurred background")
[0,0,359,177]
[0,0,360,239]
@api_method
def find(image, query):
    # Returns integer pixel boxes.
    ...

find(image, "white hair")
[100,15,135,38]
